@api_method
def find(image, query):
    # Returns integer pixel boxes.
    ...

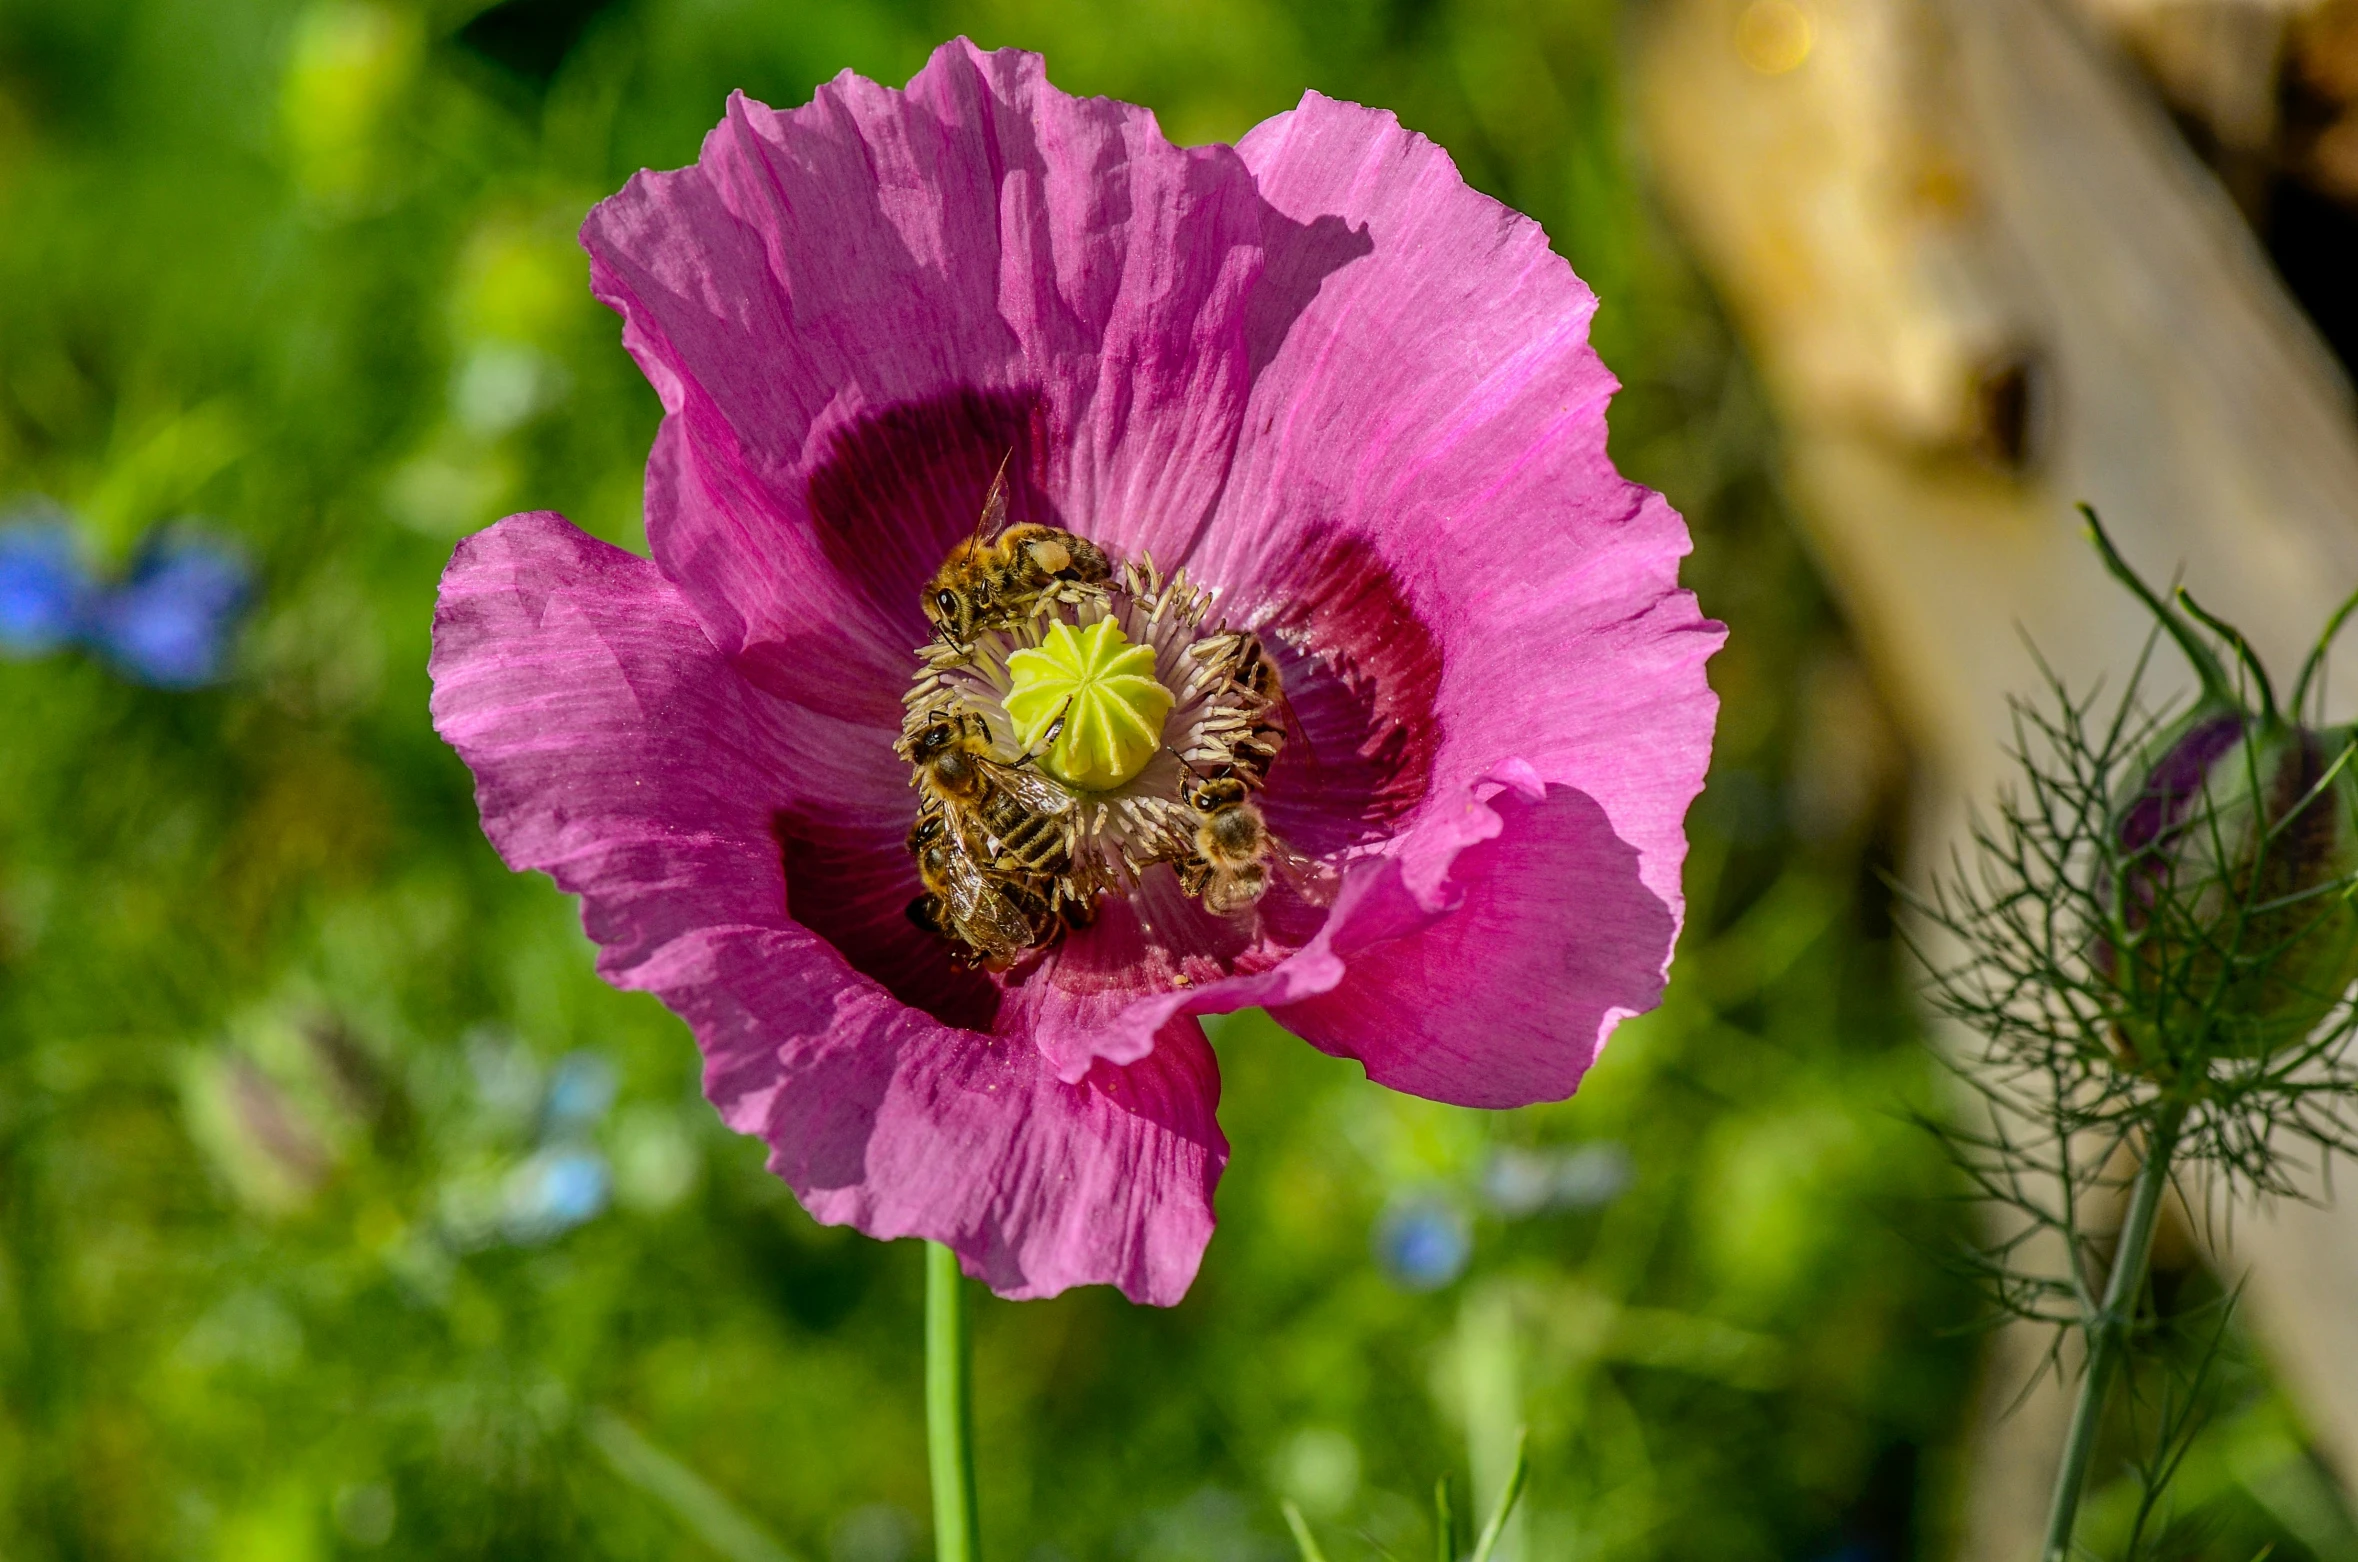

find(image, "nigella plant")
[1917,510,2358,1558]
[428,40,1721,1543]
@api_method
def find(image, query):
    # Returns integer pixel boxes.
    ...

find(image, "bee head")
[905,715,962,762]
[1185,775,1249,813]
[905,894,946,935]
[924,583,977,645]
[906,811,945,855]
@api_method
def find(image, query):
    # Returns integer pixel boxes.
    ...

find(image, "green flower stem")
[2040,1098,2188,1562]
[926,1241,981,1562]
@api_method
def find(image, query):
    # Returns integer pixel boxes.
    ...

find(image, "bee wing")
[976,451,1013,543]
[943,842,1032,957]
[1270,836,1339,909]
[1264,686,1318,777]
[937,800,1003,864]
[980,760,1076,818]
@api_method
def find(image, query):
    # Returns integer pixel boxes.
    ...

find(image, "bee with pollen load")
[920,458,1112,651]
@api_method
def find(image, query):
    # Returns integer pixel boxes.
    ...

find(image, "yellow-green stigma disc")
[1004,618,1173,791]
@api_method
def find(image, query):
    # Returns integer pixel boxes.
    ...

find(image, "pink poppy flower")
[428,40,1722,1305]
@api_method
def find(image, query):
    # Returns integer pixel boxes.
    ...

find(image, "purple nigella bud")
[2091,514,2358,1064]
[2107,712,2358,1063]
[87,533,251,688]
[0,516,93,655]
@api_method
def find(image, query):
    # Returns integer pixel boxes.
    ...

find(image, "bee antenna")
[1164,744,1212,780]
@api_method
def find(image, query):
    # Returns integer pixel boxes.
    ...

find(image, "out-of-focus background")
[4,1,2357,1558]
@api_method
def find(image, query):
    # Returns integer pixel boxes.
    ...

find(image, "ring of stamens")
[901,555,1282,928]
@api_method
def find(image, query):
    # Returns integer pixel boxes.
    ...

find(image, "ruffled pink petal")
[429,511,828,973]
[698,930,1226,1304]
[1221,92,1719,901]
[1272,773,1676,1107]
[429,512,1224,1302]
[1004,765,1665,1109]
[1186,95,1716,1100]
[995,94,1720,1096]
[581,39,1272,725]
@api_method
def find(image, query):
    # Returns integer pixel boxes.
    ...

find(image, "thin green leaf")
[1467,1432,1528,1562]
[2177,586,2277,722]
[2081,504,2232,705]
[1283,1501,1332,1562]
[2291,580,2358,717]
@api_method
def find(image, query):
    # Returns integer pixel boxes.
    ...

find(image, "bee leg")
[1013,698,1073,766]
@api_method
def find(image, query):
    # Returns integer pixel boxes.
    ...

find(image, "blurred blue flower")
[503,1146,611,1243]
[1373,1196,1471,1291]
[542,1050,617,1137]
[0,504,251,687]
[1482,1142,1634,1218]
[87,533,251,688]
[0,517,93,653]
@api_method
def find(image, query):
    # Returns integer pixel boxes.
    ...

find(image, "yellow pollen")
[1004,619,1173,791]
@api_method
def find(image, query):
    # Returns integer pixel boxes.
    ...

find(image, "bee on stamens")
[1195,629,1280,704]
[1186,628,1302,787]
[905,800,1096,966]
[1175,772,1329,918]
[922,457,1111,649]
[898,704,1078,878]
[904,806,1052,968]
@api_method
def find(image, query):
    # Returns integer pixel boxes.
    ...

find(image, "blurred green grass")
[0,1,1993,1558]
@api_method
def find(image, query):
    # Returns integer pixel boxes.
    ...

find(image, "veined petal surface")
[583,40,1271,727]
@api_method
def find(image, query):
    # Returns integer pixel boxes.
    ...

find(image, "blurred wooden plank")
[1639,0,2358,1553]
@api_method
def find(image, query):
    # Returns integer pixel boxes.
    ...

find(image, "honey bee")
[922,459,1111,648]
[905,803,1097,966]
[898,705,1077,876]
[904,807,1049,967]
[1187,628,1300,784]
[1198,629,1281,704]
[1176,772,1328,917]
